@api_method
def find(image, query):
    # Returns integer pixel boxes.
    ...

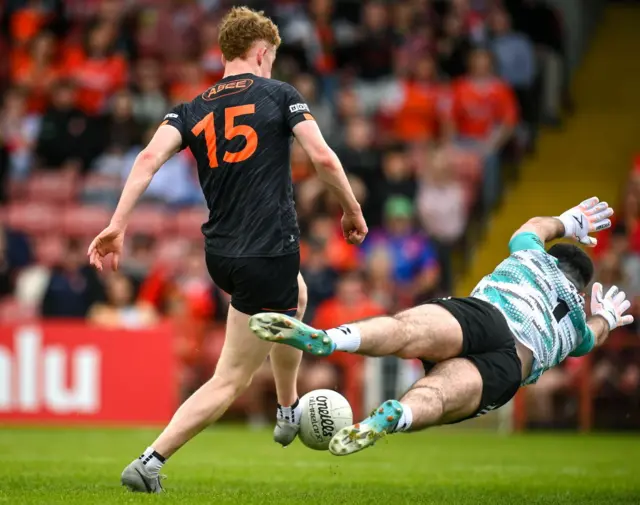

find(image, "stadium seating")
[61,205,112,237]
[24,172,78,204]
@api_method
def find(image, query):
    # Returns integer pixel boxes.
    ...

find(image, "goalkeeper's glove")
[590,283,634,330]
[556,197,613,247]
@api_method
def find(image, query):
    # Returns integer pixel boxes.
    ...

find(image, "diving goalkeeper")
[250,197,633,455]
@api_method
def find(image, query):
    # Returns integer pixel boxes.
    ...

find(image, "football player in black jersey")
[87,7,367,492]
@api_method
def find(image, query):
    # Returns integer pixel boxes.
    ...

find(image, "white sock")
[139,447,166,476]
[326,324,361,352]
[277,398,302,424]
[394,403,413,432]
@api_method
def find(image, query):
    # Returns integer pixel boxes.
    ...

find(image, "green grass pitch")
[0,426,638,504]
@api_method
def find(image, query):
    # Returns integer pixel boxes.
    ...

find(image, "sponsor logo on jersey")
[202,79,254,101]
[164,113,179,119]
[289,103,310,113]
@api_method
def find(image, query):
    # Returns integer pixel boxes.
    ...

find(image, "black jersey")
[162,73,314,257]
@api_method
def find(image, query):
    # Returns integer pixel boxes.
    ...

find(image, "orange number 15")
[191,104,258,168]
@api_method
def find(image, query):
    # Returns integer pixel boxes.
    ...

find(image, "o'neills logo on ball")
[309,395,335,441]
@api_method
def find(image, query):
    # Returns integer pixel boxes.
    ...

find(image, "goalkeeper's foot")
[249,313,336,356]
[329,400,403,456]
[121,459,165,493]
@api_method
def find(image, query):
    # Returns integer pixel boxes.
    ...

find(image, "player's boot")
[329,399,403,456]
[273,419,299,447]
[121,459,165,493]
[249,313,336,356]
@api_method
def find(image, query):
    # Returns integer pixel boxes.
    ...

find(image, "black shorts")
[205,252,300,316]
[421,296,522,422]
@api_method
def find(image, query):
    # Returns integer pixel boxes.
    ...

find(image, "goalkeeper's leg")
[329,359,483,455]
[251,302,465,362]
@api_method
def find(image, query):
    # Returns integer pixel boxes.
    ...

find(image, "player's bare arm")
[87,125,182,271]
[587,315,610,347]
[511,216,565,244]
[292,120,368,245]
[511,197,613,247]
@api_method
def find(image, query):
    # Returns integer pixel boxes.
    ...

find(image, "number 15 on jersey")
[191,104,258,168]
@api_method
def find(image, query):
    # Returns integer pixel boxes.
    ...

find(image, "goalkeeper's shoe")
[121,459,165,493]
[273,419,299,447]
[329,400,403,456]
[249,313,336,356]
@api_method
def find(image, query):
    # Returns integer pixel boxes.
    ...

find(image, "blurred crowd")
[0,0,579,421]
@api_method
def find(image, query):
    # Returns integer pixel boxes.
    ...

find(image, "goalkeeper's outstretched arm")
[510,197,613,247]
[510,216,565,246]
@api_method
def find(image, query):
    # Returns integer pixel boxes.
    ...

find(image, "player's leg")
[330,358,482,455]
[330,348,521,456]
[153,305,273,454]
[399,359,483,428]
[121,254,298,492]
[270,273,306,446]
[121,305,273,491]
[251,301,464,362]
[271,274,306,406]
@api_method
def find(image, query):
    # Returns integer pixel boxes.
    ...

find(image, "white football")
[298,389,353,451]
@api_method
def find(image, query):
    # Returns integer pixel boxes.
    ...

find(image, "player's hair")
[218,7,281,61]
[547,243,594,292]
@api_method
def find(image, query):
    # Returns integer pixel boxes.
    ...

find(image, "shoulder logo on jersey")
[289,103,309,113]
[164,113,179,119]
[202,79,254,101]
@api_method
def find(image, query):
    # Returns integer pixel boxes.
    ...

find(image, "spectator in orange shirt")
[63,22,128,115]
[304,214,359,273]
[450,47,518,211]
[381,54,451,145]
[312,271,385,330]
[170,60,209,105]
[290,139,314,183]
[8,1,54,46]
[10,30,61,113]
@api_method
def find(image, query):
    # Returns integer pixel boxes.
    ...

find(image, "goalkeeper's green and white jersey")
[470,232,595,385]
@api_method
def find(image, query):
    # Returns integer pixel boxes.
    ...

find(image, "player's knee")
[212,370,255,399]
[391,314,420,358]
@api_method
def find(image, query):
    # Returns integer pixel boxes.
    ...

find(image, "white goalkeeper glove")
[590,283,634,330]
[556,197,613,247]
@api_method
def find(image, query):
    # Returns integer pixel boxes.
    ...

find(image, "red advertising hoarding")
[0,322,176,424]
